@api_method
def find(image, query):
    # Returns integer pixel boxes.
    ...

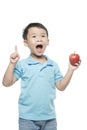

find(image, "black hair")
[22,22,48,40]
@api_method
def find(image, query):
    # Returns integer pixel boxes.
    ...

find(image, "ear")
[47,39,49,45]
[24,40,28,47]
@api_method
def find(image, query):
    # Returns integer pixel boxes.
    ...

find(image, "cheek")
[47,39,49,45]
[29,39,36,46]
[46,41,49,46]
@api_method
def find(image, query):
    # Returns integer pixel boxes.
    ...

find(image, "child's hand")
[10,45,20,64]
[69,60,81,71]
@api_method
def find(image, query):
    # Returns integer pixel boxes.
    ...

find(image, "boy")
[2,23,81,130]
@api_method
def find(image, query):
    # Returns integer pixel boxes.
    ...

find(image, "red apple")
[69,53,80,66]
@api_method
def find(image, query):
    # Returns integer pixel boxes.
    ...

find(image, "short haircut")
[22,23,48,40]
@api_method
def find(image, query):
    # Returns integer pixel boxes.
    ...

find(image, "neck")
[31,53,47,63]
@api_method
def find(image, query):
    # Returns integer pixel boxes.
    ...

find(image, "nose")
[36,36,42,42]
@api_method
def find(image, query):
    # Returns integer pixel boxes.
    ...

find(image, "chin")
[36,54,43,57]
[32,53,43,58]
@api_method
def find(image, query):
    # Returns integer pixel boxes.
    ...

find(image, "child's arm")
[55,61,81,91]
[2,46,20,87]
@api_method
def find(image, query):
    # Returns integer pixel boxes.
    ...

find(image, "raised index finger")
[15,45,18,52]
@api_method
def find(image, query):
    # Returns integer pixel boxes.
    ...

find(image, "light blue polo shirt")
[14,55,63,120]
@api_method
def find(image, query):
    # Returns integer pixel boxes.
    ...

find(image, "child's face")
[24,27,49,57]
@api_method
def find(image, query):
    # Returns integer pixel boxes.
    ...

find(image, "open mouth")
[36,44,43,49]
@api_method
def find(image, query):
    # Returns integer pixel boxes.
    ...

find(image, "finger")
[15,45,18,52]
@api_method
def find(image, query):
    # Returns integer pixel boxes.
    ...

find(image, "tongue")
[36,45,43,53]
[36,47,42,53]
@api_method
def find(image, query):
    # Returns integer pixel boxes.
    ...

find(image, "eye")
[41,35,45,37]
[32,35,36,38]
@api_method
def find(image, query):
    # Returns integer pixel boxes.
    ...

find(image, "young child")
[2,23,81,130]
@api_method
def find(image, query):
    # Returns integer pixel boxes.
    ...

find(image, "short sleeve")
[54,62,63,83]
[14,61,23,79]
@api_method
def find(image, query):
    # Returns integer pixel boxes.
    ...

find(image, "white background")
[0,0,87,130]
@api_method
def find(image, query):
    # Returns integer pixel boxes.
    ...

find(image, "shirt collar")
[26,55,53,66]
